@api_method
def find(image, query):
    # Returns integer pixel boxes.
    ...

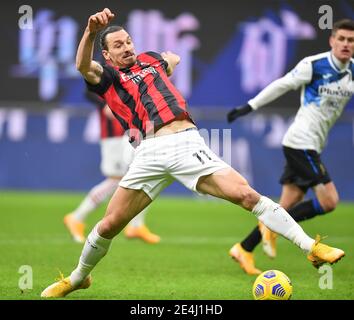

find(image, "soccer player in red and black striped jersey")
[63,90,160,244]
[41,8,345,298]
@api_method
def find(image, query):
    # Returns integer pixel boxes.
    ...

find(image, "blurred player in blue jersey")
[64,90,160,244]
[227,19,354,275]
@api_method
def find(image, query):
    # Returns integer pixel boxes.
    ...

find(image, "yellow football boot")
[259,222,277,258]
[229,243,262,275]
[307,235,345,268]
[41,273,92,298]
[124,225,160,244]
[64,214,86,243]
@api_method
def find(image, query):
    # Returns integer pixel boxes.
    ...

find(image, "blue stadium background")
[1,0,353,200]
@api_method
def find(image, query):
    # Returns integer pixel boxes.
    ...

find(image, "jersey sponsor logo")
[322,73,333,80]
[120,66,158,84]
[318,85,353,98]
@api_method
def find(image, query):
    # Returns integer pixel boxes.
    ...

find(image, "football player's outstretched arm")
[161,51,181,76]
[227,58,312,123]
[76,8,115,84]
[226,76,298,123]
[227,104,254,123]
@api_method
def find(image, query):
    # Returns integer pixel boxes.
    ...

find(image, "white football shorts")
[100,136,135,177]
[119,128,230,200]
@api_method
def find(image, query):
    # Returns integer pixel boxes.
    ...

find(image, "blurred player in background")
[64,90,160,244]
[226,19,354,275]
[41,8,345,298]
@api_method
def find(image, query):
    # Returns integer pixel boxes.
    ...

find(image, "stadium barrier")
[0,107,353,200]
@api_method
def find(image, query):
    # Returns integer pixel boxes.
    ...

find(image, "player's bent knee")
[319,196,338,213]
[320,203,336,213]
[98,219,114,238]
[99,215,126,238]
[230,184,259,210]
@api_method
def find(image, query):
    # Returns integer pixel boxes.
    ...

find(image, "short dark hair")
[332,19,354,36]
[99,25,124,50]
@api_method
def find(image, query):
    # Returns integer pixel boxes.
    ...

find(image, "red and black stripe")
[105,82,145,143]
[88,51,193,143]
[98,108,126,139]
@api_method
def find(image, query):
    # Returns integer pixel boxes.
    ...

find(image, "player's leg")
[64,137,125,243]
[71,187,151,284]
[240,184,304,252]
[255,182,338,261]
[235,184,304,273]
[313,181,338,214]
[69,178,121,222]
[64,177,120,243]
[258,184,305,258]
[279,184,306,209]
[197,168,315,251]
[279,147,336,222]
[227,185,299,274]
[41,186,152,298]
[42,135,173,298]
[254,182,337,262]
[258,148,335,258]
[117,136,161,243]
[269,182,338,225]
[259,150,337,239]
[170,130,343,270]
[236,145,305,247]
[196,167,345,267]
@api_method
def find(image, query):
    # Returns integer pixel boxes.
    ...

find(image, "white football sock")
[70,223,112,287]
[252,196,315,253]
[72,178,120,222]
[128,207,148,228]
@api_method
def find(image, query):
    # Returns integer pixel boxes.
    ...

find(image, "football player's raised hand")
[88,8,115,33]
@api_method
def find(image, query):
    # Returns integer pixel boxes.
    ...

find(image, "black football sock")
[240,226,262,252]
[288,198,325,222]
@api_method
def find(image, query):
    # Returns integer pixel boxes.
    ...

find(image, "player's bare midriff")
[153,113,196,138]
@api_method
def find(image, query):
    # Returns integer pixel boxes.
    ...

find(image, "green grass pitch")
[0,191,353,300]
